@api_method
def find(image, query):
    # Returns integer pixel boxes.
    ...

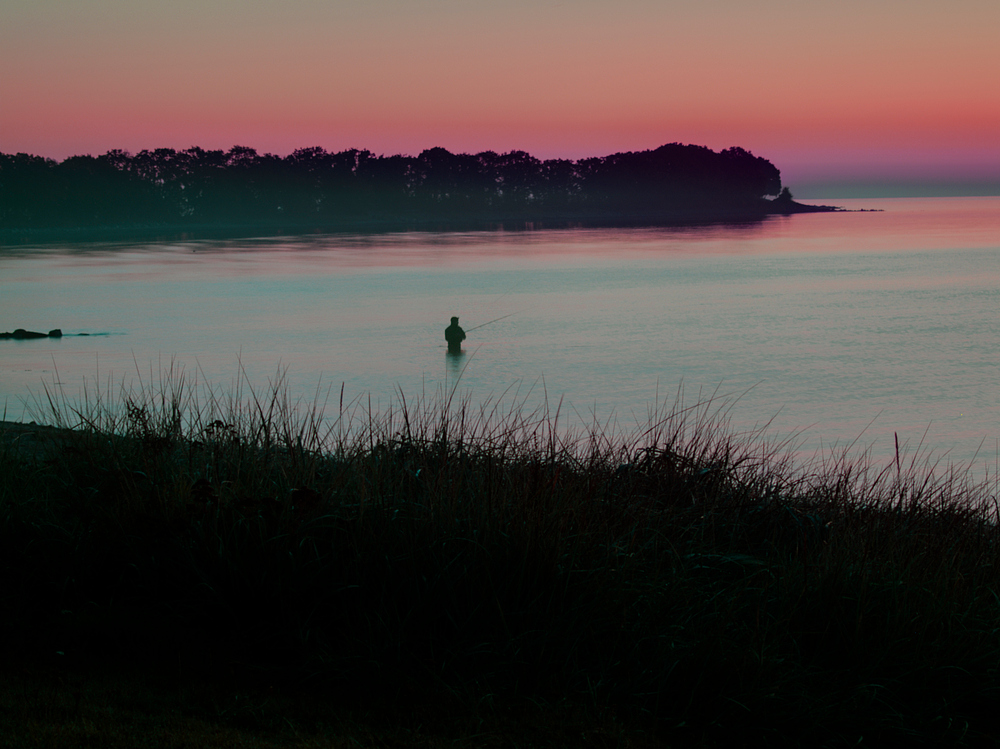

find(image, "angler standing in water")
[445,316,466,353]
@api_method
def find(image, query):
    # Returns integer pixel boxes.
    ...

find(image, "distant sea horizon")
[792,181,1000,200]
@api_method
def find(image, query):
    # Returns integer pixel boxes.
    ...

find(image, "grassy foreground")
[3,371,1000,747]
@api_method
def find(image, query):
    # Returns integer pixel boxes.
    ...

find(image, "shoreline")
[0,200,843,246]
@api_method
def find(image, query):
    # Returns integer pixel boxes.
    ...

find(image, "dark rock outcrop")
[0,328,62,340]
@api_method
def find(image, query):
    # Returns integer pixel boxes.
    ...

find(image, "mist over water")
[2,197,998,470]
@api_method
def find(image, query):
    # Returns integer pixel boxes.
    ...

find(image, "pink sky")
[3,0,998,188]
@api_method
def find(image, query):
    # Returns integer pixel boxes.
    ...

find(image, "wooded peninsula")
[0,142,836,240]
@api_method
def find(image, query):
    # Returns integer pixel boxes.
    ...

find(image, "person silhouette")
[445,316,466,353]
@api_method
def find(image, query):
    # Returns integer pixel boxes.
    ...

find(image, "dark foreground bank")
[2,376,996,747]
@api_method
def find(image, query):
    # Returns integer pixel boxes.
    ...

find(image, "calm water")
[3,197,999,470]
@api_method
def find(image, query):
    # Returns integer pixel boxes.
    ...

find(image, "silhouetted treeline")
[0,143,787,232]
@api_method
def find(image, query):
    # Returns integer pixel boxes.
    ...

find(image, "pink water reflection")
[2,197,998,472]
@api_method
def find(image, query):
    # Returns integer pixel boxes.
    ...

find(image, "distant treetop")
[0,142,785,231]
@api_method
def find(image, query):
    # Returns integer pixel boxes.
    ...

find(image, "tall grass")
[4,366,1000,746]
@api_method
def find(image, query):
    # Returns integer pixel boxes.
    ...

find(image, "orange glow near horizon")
[2,0,998,186]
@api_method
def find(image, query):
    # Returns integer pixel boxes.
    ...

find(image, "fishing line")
[460,275,524,334]
[485,279,520,309]
[465,311,519,333]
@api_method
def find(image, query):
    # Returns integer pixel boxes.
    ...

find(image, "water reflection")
[1,197,999,469]
[4,198,999,266]
[445,349,466,387]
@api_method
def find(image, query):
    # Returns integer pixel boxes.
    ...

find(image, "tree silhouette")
[1,142,800,233]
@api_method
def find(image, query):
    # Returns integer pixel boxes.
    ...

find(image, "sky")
[2,0,999,192]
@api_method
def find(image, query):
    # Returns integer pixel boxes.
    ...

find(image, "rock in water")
[0,328,62,340]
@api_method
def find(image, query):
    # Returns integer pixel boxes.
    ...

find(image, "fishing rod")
[465,311,518,333]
